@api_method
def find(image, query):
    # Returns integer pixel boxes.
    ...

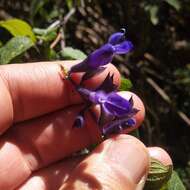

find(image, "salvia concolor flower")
[108,29,126,45]
[70,30,139,135]
[76,76,139,134]
[69,30,133,82]
[78,87,138,118]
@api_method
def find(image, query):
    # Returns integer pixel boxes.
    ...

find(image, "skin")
[0,61,172,190]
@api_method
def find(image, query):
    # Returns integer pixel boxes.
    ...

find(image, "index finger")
[0,61,120,134]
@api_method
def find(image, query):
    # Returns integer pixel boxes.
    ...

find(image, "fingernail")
[106,135,149,184]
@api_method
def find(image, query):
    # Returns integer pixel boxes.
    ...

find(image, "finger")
[92,91,145,132]
[136,147,173,190]
[0,91,145,190]
[0,105,99,190]
[148,147,173,166]
[0,61,120,134]
[18,157,84,190]
[118,91,145,131]
[59,135,149,190]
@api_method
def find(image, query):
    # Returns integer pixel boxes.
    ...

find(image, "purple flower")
[78,88,137,117]
[102,118,136,135]
[69,30,133,82]
[77,86,138,134]
[108,30,126,45]
[69,29,138,135]
[73,115,84,128]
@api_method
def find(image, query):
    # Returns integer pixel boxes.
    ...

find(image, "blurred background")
[0,0,190,188]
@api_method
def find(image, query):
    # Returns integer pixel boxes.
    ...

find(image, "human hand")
[0,61,172,190]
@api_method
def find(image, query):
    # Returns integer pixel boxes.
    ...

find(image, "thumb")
[59,135,149,190]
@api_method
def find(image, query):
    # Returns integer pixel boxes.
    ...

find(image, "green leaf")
[119,77,133,91]
[0,19,36,43]
[37,31,57,42]
[46,48,59,60]
[144,158,173,190]
[34,25,58,43]
[161,171,186,190]
[66,0,74,9]
[149,5,159,25]
[165,0,181,11]
[60,47,87,60]
[33,25,58,35]
[30,0,49,19]
[0,36,34,64]
[144,5,159,25]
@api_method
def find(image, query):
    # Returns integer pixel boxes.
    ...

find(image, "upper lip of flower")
[69,30,134,80]
[108,29,126,45]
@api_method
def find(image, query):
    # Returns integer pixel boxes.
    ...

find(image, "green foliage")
[161,171,186,190]
[46,48,59,60]
[143,0,181,25]
[0,37,34,64]
[176,165,190,188]
[0,1,190,187]
[65,0,82,9]
[119,77,133,91]
[34,27,58,42]
[145,5,159,25]
[144,158,173,190]
[165,0,181,11]
[30,0,60,24]
[30,0,49,19]
[66,0,74,9]
[59,47,87,60]
[0,19,36,42]
[174,64,190,87]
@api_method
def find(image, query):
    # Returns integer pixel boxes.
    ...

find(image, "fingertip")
[118,91,145,132]
[60,134,149,190]
[148,147,173,166]
[85,63,121,88]
[104,134,150,184]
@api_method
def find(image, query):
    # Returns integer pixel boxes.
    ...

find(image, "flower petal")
[114,40,134,54]
[108,31,125,45]
[102,120,121,135]
[102,117,136,135]
[89,91,107,104]
[69,44,114,73]
[98,104,115,126]
[69,59,91,73]
[103,93,133,116]
[73,115,85,128]
[87,44,115,68]
[125,118,136,126]
[81,67,106,83]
